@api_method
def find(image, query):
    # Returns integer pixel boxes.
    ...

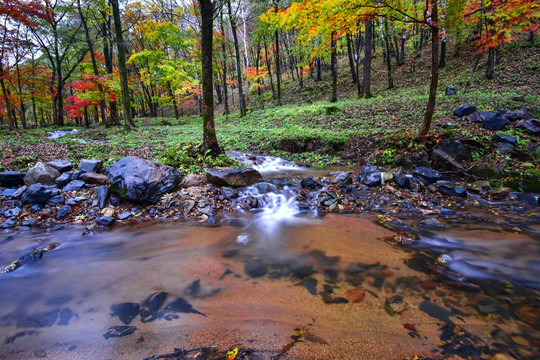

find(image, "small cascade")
[47,128,82,140]
[226,151,321,247]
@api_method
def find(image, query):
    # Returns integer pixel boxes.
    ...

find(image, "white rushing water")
[47,128,82,140]
[227,151,321,247]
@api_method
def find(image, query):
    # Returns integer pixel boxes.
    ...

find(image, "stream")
[0,153,539,359]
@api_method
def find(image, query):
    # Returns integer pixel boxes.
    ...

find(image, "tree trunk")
[330,31,338,103]
[102,20,121,126]
[383,20,394,89]
[255,42,262,95]
[346,33,357,84]
[219,14,230,115]
[316,56,322,81]
[361,20,373,98]
[0,65,15,131]
[78,0,109,127]
[199,0,221,156]
[418,0,439,137]
[486,47,495,79]
[263,39,276,100]
[227,0,246,117]
[111,0,136,130]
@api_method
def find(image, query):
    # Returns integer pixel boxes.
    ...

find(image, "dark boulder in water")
[111,302,140,325]
[103,325,136,339]
[140,292,168,322]
[244,260,268,278]
[164,297,205,316]
[206,167,262,187]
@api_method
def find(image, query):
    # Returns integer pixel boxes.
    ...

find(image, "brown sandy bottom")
[0,215,536,360]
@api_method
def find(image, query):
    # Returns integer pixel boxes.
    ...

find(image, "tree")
[199,0,222,156]
[110,0,136,130]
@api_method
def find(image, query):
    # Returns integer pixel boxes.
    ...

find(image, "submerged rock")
[111,302,140,325]
[103,326,136,339]
[140,292,168,322]
[24,162,60,186]
[244,260,268,278]
[107,157,183,203]
[419,218,445,229]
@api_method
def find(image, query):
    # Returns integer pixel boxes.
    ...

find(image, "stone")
[465,112,484,122]
[509,192,538,207]
[119,211,132,220]
[491,187,510,199]
[1,188,17,197]
[96,186,110,209]
[437,185,467,198]
[381,172,394,184]
[22,184,61,204]
[78,172,109,185]
[445,86,458,95]
[183,174,207,187]
[493,142,515,155]
[454,104,477,117]
[399,150,431,169]
[24,162,60,186]
[46,194,65,206]
[46,160,73,173]
[140,292,168,322]
[4,207,21,217]
[438,139,473,162]
[0,217,17,229]
[394,173,411,189]
[356,165,381,187]
[419,218,445,229]
[413,167,441,184]
[107,157,183,203]
[22,219,37,226]
[301,176,322,189]
[492,133,518,146]
[430,149,464,172]
[96,216,115,226]
[111,302,140,325]
[110,195,122,206]
[345,288,366,303]
[512,95,525,102]
[467,181,491,193]
[103,326,136,339]
[516,118,540,134]
[62,180,85,192]
[516,107,534,120]
[3,200,21,208]
[0,171,26,187]
[220,187,239,199]
[498,109,520,122]
[11,186,28,199]
[55,172,72,187]
[206,167,262,188]
[483,116,510,131]
[333,171,353,187]
[244,260,268,278]
[56,205,71,219]
[78,159,103,173]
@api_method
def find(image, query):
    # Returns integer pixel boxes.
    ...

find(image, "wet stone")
[454,104,477,117]
[164,298,205,316]
[394,173,411,189]
[1,217,17,229]
[413,167,441,184]
[96,216,115,227]
[419,218,445,229]
[46,194,65,206]
[96,186,110,209]
[58,308,74,326]
[103,325,136,339]
[4,207,21,217]
[244,260,268,278]
[119,211,132,220]
[356,165,381,187]
[56,205,71,219]
[22,184,60,204]
[24,162,60,186]
[0,171,26,187]
[79,172,109,185]
[140,292,168,322]
[483,116,510,131]
[291,264,316,278]
[17,309,60,328]
[301,176,322,190]
[21,219,37,227]
[345,288,366,303]
[11,185,28,199]
[111,302,140,325]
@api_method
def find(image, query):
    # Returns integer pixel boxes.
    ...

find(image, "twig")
[143,345,218,360]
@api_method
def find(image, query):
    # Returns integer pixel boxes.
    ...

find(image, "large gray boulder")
[107,157,182,203]
[356,165,381,187]
[206,168,262,187]
[24,162,61,186]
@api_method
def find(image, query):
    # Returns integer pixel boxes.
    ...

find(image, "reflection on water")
[0,215,539,360]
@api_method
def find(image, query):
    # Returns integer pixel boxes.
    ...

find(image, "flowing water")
[0,153,539,360]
